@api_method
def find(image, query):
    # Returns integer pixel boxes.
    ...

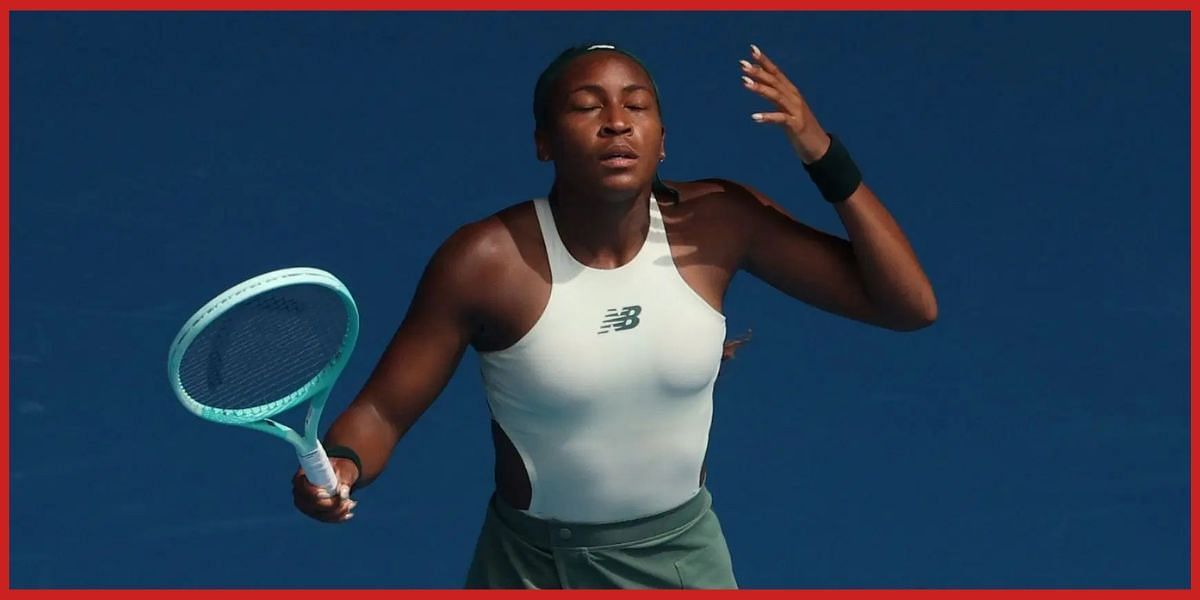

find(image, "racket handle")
[298,441,340,495]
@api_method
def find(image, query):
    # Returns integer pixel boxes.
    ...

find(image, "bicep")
[352,233,480,433]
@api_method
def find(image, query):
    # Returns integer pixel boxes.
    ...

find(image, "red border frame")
[0,6,1192,595]
[0,2,1195,9]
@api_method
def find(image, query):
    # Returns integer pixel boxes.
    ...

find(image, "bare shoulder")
[665,178,790,217]
[661,177,796,236]
[414,199,547,348]
[420,200,539,305]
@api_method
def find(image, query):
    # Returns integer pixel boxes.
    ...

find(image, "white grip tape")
[298,441,339,494]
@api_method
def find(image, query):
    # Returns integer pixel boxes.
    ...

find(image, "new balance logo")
[598,305,642,334]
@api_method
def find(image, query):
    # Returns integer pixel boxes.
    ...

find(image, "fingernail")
[316,489,331,499]
[739,60,753,70]
[339,485,350,500]
[342,512,355,521]
[741,76,754,87]
[751,113,765,122]
[347,500,358,510]
[751,44,762,57]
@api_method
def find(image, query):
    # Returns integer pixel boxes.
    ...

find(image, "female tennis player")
[291,43,936,589]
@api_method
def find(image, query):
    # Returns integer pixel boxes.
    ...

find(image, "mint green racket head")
[167,267,359,425]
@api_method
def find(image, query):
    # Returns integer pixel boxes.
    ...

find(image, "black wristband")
[803,133,863,204]
[325,444,363,488]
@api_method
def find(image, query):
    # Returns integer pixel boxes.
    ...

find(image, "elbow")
[889,317,934,332]
[886,296,938,332]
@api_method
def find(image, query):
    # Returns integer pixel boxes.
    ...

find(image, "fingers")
[739,59,790,95]
[750,44,784,79]
[750,112,793,125]
[745,45,800,91]
[292,470,358,524]
[742,75,788,105]
[740,44,809,128]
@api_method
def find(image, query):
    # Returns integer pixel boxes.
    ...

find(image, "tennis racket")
[167,267,359,494]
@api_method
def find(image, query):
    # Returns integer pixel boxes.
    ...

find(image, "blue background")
[10,11,1189,589]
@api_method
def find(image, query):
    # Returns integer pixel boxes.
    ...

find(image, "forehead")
[554,51,655,92]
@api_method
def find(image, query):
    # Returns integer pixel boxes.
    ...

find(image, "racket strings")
[177,285,349,412]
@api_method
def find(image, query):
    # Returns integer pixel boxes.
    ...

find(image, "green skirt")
[464,487,738,589]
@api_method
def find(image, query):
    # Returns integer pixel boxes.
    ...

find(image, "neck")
[547,179,652,269]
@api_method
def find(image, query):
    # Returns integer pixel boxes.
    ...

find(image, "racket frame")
[167,267,359,492]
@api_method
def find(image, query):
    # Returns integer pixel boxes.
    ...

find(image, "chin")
[595,171,652,195]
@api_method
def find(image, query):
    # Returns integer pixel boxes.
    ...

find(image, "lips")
[599,145,639,168]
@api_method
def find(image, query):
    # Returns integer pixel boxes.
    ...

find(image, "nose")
[600,106,632,137]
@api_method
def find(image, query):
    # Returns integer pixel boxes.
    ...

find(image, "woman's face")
[536,51,666,197]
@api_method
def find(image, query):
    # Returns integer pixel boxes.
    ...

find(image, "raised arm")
[735,44,937,331]
[738,180,937,331]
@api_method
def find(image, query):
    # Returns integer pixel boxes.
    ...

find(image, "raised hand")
[740,44,832,165]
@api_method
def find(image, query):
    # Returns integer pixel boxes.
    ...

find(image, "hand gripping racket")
[167,267,359,494]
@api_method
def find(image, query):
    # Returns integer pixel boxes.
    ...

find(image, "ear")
[534,128,552,162]
[659,127,667,161]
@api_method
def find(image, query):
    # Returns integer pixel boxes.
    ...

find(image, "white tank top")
[478,193,727,523]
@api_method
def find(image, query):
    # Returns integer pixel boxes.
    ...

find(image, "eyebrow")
[567,84,654,96]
